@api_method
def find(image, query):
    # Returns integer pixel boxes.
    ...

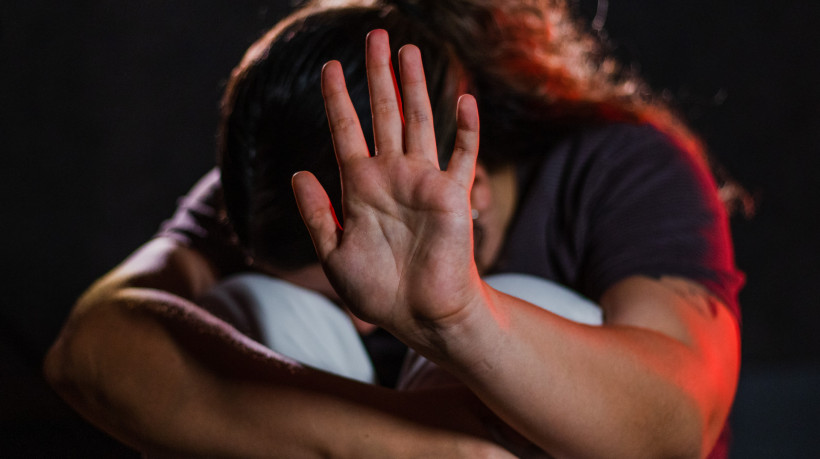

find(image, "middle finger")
[366,29,404,157]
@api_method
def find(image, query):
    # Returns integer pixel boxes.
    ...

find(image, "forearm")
[422,277,740,458]
[46,295,489,456]
[45,242,507,457]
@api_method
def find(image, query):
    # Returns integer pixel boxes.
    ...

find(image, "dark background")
[2,1,818,457]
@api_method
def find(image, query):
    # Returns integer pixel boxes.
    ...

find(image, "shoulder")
[521,122,719,227]
[539,123,742,315]
[547,123,718,216]
[522,123,708,192]
[565,122,706,179]
[572,122,677,150]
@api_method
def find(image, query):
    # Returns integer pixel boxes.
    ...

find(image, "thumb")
[292,171,341,261]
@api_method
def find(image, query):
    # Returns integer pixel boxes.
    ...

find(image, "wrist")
[405,280,507,378]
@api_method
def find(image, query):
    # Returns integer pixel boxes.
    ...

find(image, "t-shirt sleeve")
[155,168,249,276]
[573,125,744,317]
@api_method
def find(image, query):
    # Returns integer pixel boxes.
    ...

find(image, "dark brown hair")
[219,4,463,269]
[219,0,732,270]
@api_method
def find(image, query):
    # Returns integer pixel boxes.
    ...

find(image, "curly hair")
[219,0,742,270]
[219,3,464,269]
[305,0,707,167]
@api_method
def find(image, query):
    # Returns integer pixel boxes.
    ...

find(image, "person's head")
[219,0,707,273]
[219,2,465,272]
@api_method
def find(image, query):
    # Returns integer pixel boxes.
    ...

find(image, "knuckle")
[330,115,360,133]
[404,108,430,125]
[371,97,398,116]
[453,138,477,155]
[305,208,326,227]
[452,145,470,157]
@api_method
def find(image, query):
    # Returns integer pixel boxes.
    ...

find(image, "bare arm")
[294,30,740,458]
[44,237,513,458]
[431,275,739,458]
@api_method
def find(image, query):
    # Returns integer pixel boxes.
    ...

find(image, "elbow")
[609,410,702,459]
[664,361,738,457]
[44,280,123,409]
[591,380,724,459]
[662,414,708,459]
[640,340,739,457]
[642,392,726,459]
[43,294,134,424]
[43,339,70,393]
[43,319,103,414]
[42,304,160,451]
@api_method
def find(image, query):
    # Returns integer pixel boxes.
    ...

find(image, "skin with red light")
[45,238,519,458]
[294,29,740,457]
[42,29,740,459]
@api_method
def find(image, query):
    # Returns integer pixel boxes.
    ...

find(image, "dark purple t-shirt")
[158,122,743,457]
[491,122,742,458]
[494,123,743,318]
[160,123,743,316]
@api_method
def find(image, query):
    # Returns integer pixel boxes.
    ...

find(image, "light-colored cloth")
[199,272,376,383]
[201,272,602,388]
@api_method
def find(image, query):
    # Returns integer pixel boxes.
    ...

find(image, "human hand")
[292,30,483,346]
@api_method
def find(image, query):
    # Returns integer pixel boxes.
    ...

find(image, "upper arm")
[599,275,740,446]
[574,128,743,438]
[45,238,507,457]
[570,126,744,317]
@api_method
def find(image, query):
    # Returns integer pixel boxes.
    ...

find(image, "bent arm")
[430,275,739,458]
[44,238,511,458]
[297,31,740,458]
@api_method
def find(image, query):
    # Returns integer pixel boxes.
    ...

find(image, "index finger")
[322,60,369,162]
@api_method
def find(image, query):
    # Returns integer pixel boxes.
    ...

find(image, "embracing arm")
[433,275,739,458]
[295,30,740,458]
[43,237,513,458]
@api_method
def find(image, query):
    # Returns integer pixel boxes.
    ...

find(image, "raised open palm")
[292,30,483,341]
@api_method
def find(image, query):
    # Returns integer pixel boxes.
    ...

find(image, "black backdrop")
[2,1,819,457]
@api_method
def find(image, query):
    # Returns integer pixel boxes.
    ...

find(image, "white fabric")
[202,272,602,389]
[200,273,376,383]
[484,273,602,325]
